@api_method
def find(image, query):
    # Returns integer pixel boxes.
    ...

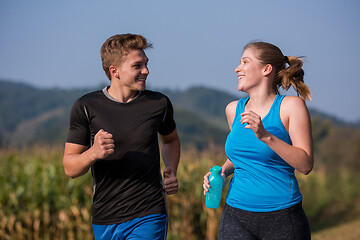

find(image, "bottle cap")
[211,165,222,174]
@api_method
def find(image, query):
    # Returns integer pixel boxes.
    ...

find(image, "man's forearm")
[161,138,180,173]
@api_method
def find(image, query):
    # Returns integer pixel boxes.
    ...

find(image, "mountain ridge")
[0,79,358,148]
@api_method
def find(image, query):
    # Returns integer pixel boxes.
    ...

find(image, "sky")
[1,0,360,122]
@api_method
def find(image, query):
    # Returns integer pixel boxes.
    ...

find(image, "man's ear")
[263,64,273,76]
[109,66,119,78]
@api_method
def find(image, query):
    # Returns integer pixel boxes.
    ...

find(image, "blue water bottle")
[205,165,223,209]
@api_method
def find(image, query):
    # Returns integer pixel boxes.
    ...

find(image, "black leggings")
[218,202,311,240]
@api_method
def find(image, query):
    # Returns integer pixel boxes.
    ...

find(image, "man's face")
[114,49,149,91]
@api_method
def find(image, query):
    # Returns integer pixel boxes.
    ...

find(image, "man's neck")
[107,85,140,103]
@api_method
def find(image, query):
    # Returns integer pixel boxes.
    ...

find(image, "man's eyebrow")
[133,59,148,64]
[137,57,149,63]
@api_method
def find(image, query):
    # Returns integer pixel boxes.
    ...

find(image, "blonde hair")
[244,41,311,101]
[100,34,152,80]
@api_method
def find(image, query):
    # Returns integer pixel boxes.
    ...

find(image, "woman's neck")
[245,92,277,119]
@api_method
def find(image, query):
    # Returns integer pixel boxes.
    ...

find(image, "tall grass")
[0,147,359,239]
[0,148,93,240]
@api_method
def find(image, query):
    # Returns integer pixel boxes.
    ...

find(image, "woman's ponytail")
[278,56,311,101]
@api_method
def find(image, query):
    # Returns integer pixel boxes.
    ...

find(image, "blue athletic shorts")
[92,214,168,240]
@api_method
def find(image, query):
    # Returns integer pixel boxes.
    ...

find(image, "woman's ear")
[263,64,273,76]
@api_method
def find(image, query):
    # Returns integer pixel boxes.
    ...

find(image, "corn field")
[0,147,359,240]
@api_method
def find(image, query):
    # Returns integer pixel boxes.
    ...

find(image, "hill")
[0,80,91,147]
[162,86,246,131]
[0,79,359,150]
[0,80,239,149]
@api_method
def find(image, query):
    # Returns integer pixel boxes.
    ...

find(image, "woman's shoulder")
[225,100,239,129]
[226,100,239,108]
[281,95,307,111]
[280,95,309,124]
[226,100,239,114]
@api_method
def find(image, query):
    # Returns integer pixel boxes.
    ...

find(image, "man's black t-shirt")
[66,87,176,225]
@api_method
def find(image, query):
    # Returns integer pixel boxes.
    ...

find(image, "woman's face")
[235,47,265,92]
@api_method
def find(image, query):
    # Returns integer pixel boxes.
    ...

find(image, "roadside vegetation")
[0,145,359,240]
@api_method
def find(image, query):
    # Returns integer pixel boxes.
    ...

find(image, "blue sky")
[1,0,360,122]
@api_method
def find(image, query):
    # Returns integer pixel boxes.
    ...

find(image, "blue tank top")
[225,95,302,212]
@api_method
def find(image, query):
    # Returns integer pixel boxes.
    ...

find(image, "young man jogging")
[63,33,180,239]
